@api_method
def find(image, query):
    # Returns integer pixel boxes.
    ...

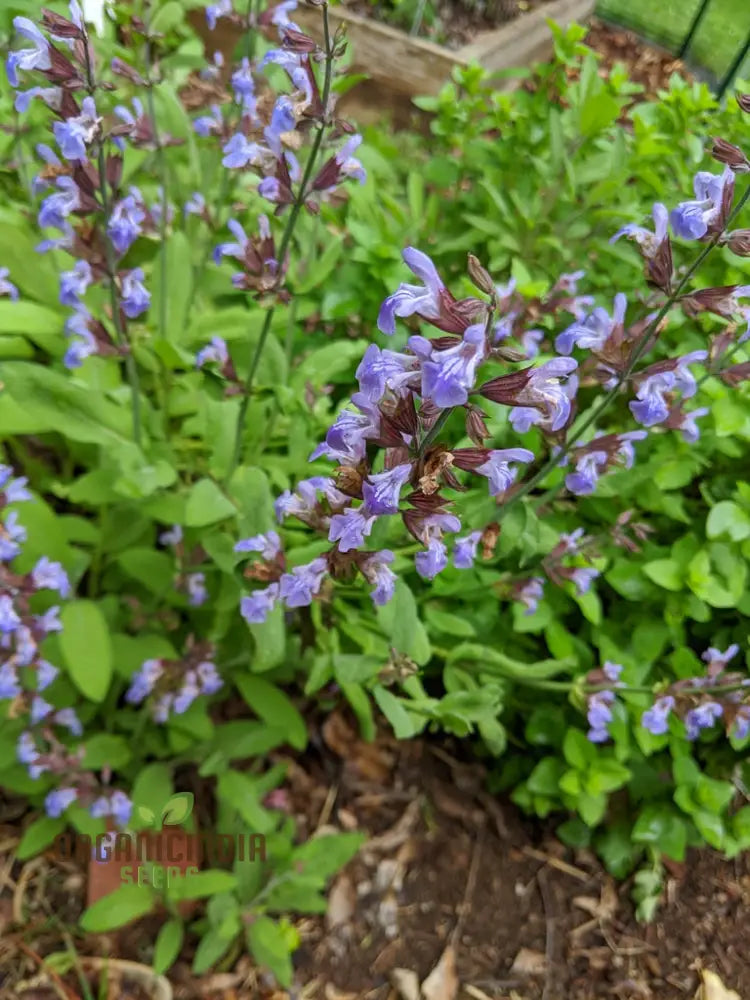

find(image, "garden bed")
[195,0,596,98]
[3,727,749,999]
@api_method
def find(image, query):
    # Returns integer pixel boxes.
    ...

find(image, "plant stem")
[143,39,169,345]
[499,180,750,520]
[225,3,335,483]
[81,27,143,446]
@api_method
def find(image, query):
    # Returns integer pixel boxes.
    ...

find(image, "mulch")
[1,710,749,1000]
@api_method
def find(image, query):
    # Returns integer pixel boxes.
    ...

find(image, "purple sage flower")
[121,268,150,318]
[196,336,228,368]
[32,556,71,597]
[6,17,51,87]
[420,324,486,408]
[59,260,92,307]
[670,167,733,240]
[611,203,668,257]
[360,550,396,606]
[476,448,534,497]
[453,531,481,569]
[556,294,626,355]
[685,701,723,740]
[45,787,78,818]
[279,557,327,608]
[0,662,21,700]
[241,584,280,624]
[587,689,615,743]
[0,267,19,301]
[378,247,446,336]
[362,464,412,515]
[53,97,99,161]
[641,695,675,736]
[38,177,80,230]
[328,508,377,553]
[235,531,282,560]
[108,194,146,255]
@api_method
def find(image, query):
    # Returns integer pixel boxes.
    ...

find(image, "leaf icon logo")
[161,792,194,826]
[137,806,156,825]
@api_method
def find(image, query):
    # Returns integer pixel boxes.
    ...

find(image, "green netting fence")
[594,0,750,95]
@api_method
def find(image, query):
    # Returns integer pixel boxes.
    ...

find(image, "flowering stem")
[143,36,168,346]
[225,3,335,483]
[81,28,143,447]
[418,296,497,457]
[500,181,750,519]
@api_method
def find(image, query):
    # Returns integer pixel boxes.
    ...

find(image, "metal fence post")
[717,31,750,98]
[678,0,714,59]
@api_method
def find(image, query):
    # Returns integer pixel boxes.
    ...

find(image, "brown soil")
[2,718,749,1000]
[341,0,554,50]
[584,17,693,100]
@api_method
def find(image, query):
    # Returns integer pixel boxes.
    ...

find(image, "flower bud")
[710,137,750,173]
[736,92,750,114]
[41,8,83,38]
[467,254,495,296]
[465,406,490,446]
[725,229,750,256]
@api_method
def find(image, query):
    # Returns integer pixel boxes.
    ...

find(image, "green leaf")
[0,362,132,445]
[373,685,421,739]
[168,869,238,901]
[290,832,364,882]
[231,466,274,535]
[642,559,684,591]
[59,600,113,702]
[116,548,176,595]
[153,919,184,974]
[82,735,133,770]
[375,580,431,665]
[0,301,63,352]
[235,676,307,750]
[247,603,286,672]
[246,917,294,988]
[149,0,184,35]
[184,478,237,527]
[332,653,381,685]
[80,885,156,931]
[706,500,750,541]
[577,792,607,827]
[423,606,476,637]
[192,928,235,974]
[216,770,277,832]
[17,816,66,860]
[526,757,565,797]
[632,804,687,861]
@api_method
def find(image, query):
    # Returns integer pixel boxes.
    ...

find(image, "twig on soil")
[450,825,484,949]
[522,847,591,882]
[12,856,44,924]
[16,940,78,1000]
[315,783,339,831]
[536,868,556,1000]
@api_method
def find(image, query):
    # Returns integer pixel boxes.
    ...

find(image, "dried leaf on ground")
[390,967,421,1000]
[510,948,548,976]
[697,970,741,1000]
[421,945,458,1000]
[326,874,356,930]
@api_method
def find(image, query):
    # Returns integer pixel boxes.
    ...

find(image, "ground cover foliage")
[2,0,750,983]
